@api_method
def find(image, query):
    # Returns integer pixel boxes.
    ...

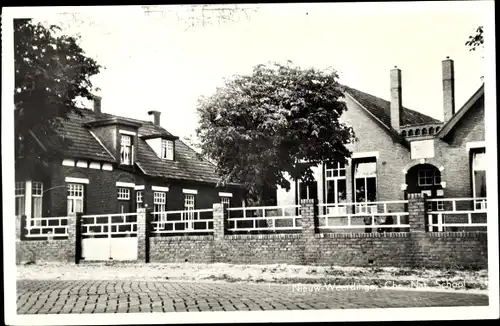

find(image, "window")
[221,196,231,207]
[120,135,132,165]
[422,128,427,135]
[161,139,174,160]
[67,183,84,215]
[298,180,317,202]
[408,130,414,136]
[418,169,441,186]
[154,192,166,212]
[354,159,377,204]
[184,194,195,211]
[325,162,347,205]
[117,188,130,200]
[401,130,407,137]
[136,191,144,211]
[15,182,25,217]
[32,182,43,219]
[472,149,486,209]
[154,191,167,228]
[415,129,420,136]
[184,194,195,229]
[429,127,435,135]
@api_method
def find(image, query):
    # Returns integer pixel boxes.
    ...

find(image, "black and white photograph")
[2,2,499,324]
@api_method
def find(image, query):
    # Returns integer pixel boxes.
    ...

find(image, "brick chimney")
[148,110,161,126]
[390,66,402,131]
[442,56,455,122]
[93,95,102,114]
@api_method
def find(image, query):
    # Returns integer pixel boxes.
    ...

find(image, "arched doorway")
[405,164,443,198]
[405,164,443,231]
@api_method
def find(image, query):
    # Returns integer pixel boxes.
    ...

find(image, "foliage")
[196,61,355,204]
[14,18,102,162]
[465,26,484,52]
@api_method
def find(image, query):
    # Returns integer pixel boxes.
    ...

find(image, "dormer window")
[120,135,133,165]
[161,139,174,160]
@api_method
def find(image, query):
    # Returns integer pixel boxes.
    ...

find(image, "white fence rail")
[151,209,214,234]
[317,200,410,230]
[81,212,138,237]
[25,216,68,238]
[227,205,301,232]
[427,197,487,231]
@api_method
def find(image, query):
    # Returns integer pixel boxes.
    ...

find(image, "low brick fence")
[16,193,488,268]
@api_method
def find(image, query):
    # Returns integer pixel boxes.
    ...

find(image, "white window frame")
[15,182,26,217]
[161,139,174,160]
[325,162,347,205]
[221,196,231,207]
[353,160,377,203]
[120,134,133,165]
[117,187,131,200]
[32,182,43,225]
[297,180,313,202]
[67,183,84,215]
[184,194,195,229]
[471,148,487,210]
[417,169,435,186]
[136,190,144,211]
[154,191,167,228]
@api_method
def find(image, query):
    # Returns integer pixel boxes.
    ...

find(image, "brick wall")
[146,199,488,268]
[149,235,214,263]
[16,215,76,264]
[17,198,488,269]
[16,239,74,264]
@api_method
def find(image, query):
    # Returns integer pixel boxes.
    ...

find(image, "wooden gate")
[80,212,138,261]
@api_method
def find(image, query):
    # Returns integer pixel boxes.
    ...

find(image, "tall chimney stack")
[390,66,402,131]
[148,110,161,126]
[93,95,102,114]
[442,56,455,122]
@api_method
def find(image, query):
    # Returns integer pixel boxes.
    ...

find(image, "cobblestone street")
[17,280,488,314]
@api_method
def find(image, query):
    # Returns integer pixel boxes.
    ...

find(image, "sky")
[31,2,491,141]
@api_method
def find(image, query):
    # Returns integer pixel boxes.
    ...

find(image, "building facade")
[15,100,244,224]
[277,57,487,211]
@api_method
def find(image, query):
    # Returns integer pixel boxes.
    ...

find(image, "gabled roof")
[343,86,441,127]
[30,108,223,184]
[436,84,485,139]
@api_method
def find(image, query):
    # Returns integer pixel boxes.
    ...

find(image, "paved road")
[17,280,488,314]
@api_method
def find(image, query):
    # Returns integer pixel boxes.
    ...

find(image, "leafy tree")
[196,61,356,205]
[14,18,102,164]
[465,26,484,52]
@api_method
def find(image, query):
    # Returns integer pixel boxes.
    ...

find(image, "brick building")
[15,100,244,223]
[277,57,487,210]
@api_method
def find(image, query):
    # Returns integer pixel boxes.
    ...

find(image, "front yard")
[17,262,488,293]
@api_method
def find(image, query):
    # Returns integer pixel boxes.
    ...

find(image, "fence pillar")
[68,213,80,264]
[408,193,426,233]
[16,215,24,240]
[137,207,150,263]
[212,203,227,262]
[16,215,25,265]
[300,198,318,264]
[213,203,227,240]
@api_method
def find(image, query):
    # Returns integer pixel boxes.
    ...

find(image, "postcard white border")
[2,2,499,325]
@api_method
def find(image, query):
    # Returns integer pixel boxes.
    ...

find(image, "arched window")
[429,127,434,135]
[401,130,407,137]
[408,129,414,136]
[435,126,440,132]
[422,128,427,135]
[415,129,420,136]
